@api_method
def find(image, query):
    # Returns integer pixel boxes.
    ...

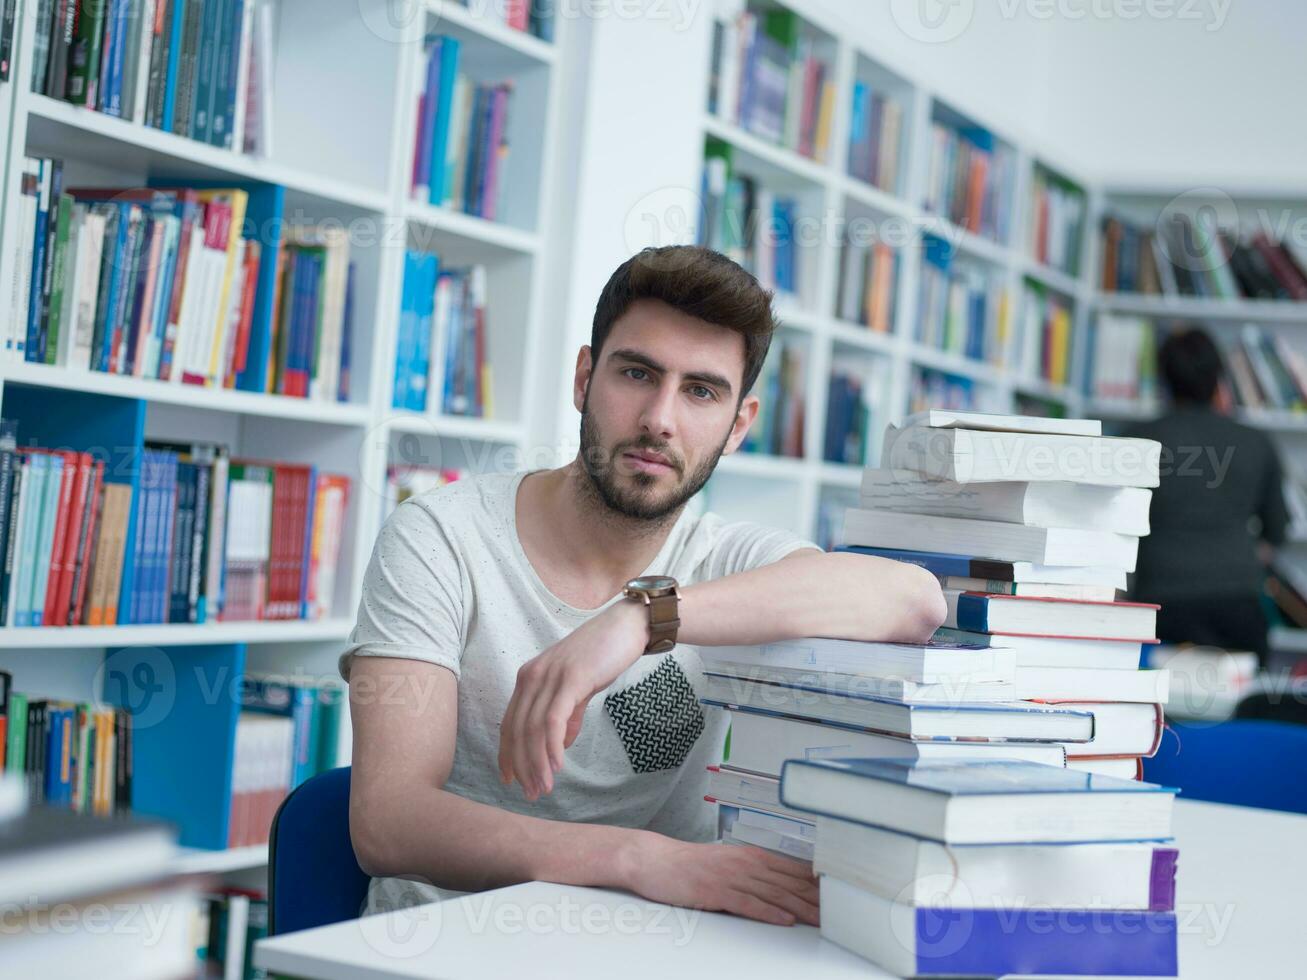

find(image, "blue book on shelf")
[13,453,48,627]
[92,203,133,373]
[392,251,416,409]
[160,0,188,131]
[190,0,223,139]
[338,262,356,402]
[25,160,49,364]
[241,678,320,788]
[427,35,461,207]
[957,123,995,153]
[407,253,439,412]
[103,0,130,117]
[414,37,439,198]
[440,271,462,414]
[120,449,155,625]
[29,452,64,627]
[43,705,75,806]
[156,451,180,623]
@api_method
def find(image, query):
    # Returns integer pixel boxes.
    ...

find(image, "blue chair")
[268,766,371,935]
[1142,720,1307,815]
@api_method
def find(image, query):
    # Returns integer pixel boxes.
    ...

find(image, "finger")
[753,868,820,903]
[563,699,587,749]
[742,878,820,927]
[498,676,527,785]
[523,674,564,796]
[758,850,818,882]
[513,678,549,800]
[722,890,796,927]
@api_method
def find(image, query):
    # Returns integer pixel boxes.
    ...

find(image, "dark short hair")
[1159,326,1224,404]
[590,246,777,401]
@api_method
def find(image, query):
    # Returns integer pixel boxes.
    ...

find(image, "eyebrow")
[606,347,735,397]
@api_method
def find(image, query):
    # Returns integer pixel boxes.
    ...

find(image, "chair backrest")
[268,766,371,935]
[1142,720,1307,815]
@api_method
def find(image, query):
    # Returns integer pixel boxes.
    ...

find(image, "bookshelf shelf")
[0,619,354,651]
[405,200,541,256]
[931,217,1014,267]
[817,462,863,489]
[1,363,374,427]
[1237,409,1307,433]
[716,452,808,481]
[1094,293,1307,324]
[22,94,391,214]
[907,343,1004,385]
[1085,397,1160,421]
[1012,375,1079,406]
[1023,259,1083,300]
[827,319,899,357]
[774,306,827,335]
[426,0,558,66]
[383,412,525,444]
[838,176,917,220]
[173,844,270,875]
[702,113,831,189]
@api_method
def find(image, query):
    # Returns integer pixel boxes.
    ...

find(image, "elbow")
[897,566,948,643]
[350,787,402,879]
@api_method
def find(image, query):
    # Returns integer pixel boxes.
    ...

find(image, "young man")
[342,246,946,926]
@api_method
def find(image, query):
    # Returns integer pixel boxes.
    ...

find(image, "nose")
[637,376,678,442]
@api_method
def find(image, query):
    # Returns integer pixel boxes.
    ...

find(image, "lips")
[622,449,676,474]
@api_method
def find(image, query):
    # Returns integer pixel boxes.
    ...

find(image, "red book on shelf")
[182,201,234,387]
[49,452,93,626]
[69,460,105,626]
[40,451,79,627]
[265,463,312,619]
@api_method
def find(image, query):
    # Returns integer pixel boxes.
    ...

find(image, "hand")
[498,599,649,799]
[625,833,820,927]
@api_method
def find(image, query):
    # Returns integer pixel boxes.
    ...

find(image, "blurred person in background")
[1125,327,1289,664]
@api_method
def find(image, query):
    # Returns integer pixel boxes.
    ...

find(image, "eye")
[688,385,716,401]
[622,367,650,382]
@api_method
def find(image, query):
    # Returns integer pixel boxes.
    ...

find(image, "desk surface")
[255,799,1307,979]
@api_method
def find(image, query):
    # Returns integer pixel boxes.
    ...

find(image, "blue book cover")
[92,203,133,373]
[338,263,355,402]
[299,251,323,397]
[392,251,417,409]
[44,705,75,806]
[160,0,188,131]
[29,453,65,628]
[120,449,155,625]
[785,757,1172,798]
[428,36,461,206]
[104,0,130,117]
[407,253,439,412]
[415,37,440,196]
[441,271,463,413]
[154,451,180,623]
[14,454,48,627]
[25,160,49,363]
[191,0,223,139]
[209,0,241,146]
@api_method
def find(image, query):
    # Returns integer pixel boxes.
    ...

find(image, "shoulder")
[399,470,518,526]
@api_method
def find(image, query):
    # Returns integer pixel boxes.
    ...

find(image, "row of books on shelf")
[1225,322,1307,412]
[383,464,467,521]
[228,676,344,848]
[1015,280,1074,385]
[915,237,1007,362]
[706,409,1176,976]
[1,672,131,813]
[195,886,270,980]
[0,429,349,628]
[700,141,802,299]
[923,119,1016,246]
[8,168,358,404]
[448,0,556,39]
[393,253,492,417]
[1088,313,1158,403]
[1101,213,1307,300]
[409,34,514,221]
[908,366,978,414]
[27,0,275,155]
[834,236,896,332]
[822,358,890,467]
[707,4,834,163]
[739,338,804,458]
[846,80,902,194]
[1028,167,1085,276]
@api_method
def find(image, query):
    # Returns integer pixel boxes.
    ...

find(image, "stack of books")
[782,758,1179,977]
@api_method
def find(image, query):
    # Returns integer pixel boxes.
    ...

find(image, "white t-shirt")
[339,469,818,913]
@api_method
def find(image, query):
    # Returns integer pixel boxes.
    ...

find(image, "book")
[705,659,1021,705]
[882,423,1161,488]
[700,637,1016,686]
[1012,665,1170,704]
[843,509,1140,571]
[837,545,1128,589]
[944,589,1159,642]
[706,672,1091,741]
[721,709,1067,778]
[814,815,1177,910]
[939,577,1118,602]
[820,875,1177,978]
[858,468,1152,535]
[780,758,1175,844]
[1053,702,1164,759]
[933,627,1144,670]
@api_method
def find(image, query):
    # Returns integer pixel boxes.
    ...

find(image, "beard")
[577,387,733,523]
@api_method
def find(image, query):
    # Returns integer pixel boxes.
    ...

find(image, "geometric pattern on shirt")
[603,656,706,774]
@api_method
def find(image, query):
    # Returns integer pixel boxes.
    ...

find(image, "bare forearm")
[676,550,946,647]
[352,780,650,893]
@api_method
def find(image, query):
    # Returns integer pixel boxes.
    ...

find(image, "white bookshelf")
[0,0,566,874]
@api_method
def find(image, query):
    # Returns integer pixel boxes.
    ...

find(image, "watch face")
[628,575,677,592]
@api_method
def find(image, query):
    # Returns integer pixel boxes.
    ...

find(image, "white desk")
[255,799,1307,979]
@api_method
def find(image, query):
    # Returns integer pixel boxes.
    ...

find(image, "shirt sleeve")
[338,500,467,682]
[699,513,822,580]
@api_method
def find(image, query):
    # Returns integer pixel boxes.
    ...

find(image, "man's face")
[574,298,760,522]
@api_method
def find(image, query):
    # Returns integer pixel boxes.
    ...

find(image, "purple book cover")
[482,85,509,223]
[414,40,441,195]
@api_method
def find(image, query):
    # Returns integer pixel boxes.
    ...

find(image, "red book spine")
[41,452,79,626]
[50,453,92,625]
[70,461,105,626]
[182,204,233,386]
[226,241,260,386]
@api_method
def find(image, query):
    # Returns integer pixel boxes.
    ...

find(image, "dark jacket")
[1123,406,1289,600]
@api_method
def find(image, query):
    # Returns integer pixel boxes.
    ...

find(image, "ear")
[721,393,760,455]
[572,346,593,414]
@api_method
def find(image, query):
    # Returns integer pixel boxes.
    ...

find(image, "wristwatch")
[623,575,681,655]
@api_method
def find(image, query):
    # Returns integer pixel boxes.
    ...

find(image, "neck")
[520,461,682,584]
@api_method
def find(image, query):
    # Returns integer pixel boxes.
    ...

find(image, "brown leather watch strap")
[645,590,681,654]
